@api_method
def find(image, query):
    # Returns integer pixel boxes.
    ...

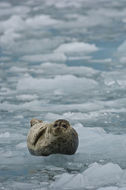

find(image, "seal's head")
[27,119,79,156]
[51,119,70,136]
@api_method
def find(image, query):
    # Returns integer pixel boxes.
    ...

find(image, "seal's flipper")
[30,118,43,127]
[33,127,46,146]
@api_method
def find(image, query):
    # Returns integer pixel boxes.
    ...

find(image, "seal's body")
[27,119,79,156]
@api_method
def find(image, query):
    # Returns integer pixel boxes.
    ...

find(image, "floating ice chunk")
[14,115,23,119]
[0,150,13,158]
[50,173,74,189]
[10,37,63,55]
[54,89,64,95]
[82,162,123,188]
[0,15,24,32]
[119,57,126,64]
[21,52,66,62]
[117,79,126,87]
[0,87,13,95]
[39,62,98,77]
[16,94,38,101]
[45,113,65,121]
[102,69,126,88]
[45,0,83,8]
[0,29,21,46]
[51,163,123,189]
[45,111,100,121]
[16,142,27,149]
[90,58,112,63]
[0,2,11,8]
[0,4,30,17]
[97,187,122,190]
[26,14,59,28]
[69,123,126,162]
[119,170,126,186]
[55,42,98,56]
[0,15,25,47]
[9,66,28,73]
[0,101,20,112]
[104,80,116,86]
[0,100,46,112]
[117,40,126,56]
[10,182,37,190]
[98,187,126,190]
[0,132,10,138]
[17,75,98,93]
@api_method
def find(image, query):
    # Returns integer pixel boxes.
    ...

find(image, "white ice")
[75,123,126,160]
[51,162,126,189]
[17,74,98,92]
[55,42,98,56]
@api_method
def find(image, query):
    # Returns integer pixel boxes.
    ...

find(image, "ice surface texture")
[51,162,125,189]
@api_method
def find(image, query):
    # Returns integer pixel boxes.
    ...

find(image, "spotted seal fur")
[27,119,79,156]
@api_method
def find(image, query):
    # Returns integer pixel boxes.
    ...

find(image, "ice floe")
[17,74,98,93]
[55,42,98,55]
[50,162,124,189]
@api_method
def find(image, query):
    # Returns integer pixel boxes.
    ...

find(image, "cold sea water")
[1,0,126,189]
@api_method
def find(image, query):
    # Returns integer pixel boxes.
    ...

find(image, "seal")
[27,118,79,156]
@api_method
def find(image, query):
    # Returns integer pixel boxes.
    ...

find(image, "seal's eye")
[53,124,57,128]
[62,124,67,129]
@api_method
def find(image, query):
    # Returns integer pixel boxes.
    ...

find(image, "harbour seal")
[27,118,79,156]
